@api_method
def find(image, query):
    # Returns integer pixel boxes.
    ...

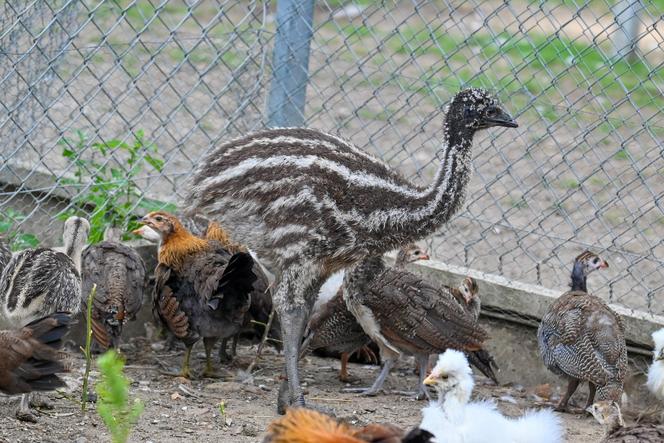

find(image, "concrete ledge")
[405,258,664,351]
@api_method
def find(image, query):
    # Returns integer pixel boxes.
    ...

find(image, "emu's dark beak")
[487,108,518,128]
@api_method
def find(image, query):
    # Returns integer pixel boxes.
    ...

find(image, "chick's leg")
[555,378,580,412]
[203,337,221,378]
[180,345,193,379]
[339,352,351,382]
[415,354,431,401]
[16,394,38,423]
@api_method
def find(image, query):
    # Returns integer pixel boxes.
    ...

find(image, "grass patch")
[330,22,663,110]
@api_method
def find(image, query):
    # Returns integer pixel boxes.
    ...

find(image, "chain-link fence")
[1,1,662,314]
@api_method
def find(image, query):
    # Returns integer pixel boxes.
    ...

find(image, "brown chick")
[81,228,147,350]
[344,254,496,399]
[538,251,625,412]
[139,212,256,378]
[263,408,433,443]
[301,244,429,382]
[0,312,72,395]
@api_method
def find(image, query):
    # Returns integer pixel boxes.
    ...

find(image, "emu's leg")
[16,394,37,423]
[275,264,323,414]
[556,378,580,412]
[231,334,239,357]
[219,337,231,363]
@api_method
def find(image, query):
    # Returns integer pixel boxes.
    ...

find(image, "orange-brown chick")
[263,408,433,443]
[139,211,256,378]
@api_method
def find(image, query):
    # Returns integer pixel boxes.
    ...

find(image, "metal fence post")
[612,0,641,61]
[266,0,315,128]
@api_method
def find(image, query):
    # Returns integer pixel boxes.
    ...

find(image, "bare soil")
[0,335,606,443]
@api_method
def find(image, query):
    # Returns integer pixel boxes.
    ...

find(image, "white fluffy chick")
[647,328,664,402]
[420,349,564,443]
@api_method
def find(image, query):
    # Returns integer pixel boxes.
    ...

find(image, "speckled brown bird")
[0,312,72,395]
[538,251,626,412]
[344,255,496,399]
[301,244,429,382]
[140,212,256,378]
[82,228,147,350]
[588,400,664,442]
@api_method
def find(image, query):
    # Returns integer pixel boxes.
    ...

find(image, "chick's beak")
[419,253,430,261]
[423,374,436,386]
[599,260,609,269]
[138,215,149,225]
[487,108,518,128]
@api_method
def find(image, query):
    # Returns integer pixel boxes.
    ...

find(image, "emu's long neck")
[396,116,475,237]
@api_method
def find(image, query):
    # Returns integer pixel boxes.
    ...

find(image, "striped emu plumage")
[184,88,517,411]
[538,251,627,412]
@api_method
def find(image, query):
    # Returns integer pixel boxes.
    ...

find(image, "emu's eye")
[487,107,498,116]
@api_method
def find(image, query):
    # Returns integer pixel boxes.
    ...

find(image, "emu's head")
[449,88,517,131]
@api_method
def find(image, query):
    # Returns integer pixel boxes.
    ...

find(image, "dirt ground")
[0,335,607,443]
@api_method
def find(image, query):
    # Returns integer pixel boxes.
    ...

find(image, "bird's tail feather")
[466,349,499,383]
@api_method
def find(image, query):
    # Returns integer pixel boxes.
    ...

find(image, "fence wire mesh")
[0,1,662,314]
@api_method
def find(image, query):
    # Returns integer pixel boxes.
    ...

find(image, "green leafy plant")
[95,350,144,443]
[58,129,175,243]
[0,209,40,250]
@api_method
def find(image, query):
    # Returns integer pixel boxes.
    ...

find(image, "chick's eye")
[592,257,598,264]
[413,250,420,255]
[441,374,448,380]
[155,216,163,222]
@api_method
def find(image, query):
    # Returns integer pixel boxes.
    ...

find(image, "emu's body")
[185,88,516,411]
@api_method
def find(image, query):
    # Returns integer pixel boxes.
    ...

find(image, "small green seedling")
[95,350,144,443]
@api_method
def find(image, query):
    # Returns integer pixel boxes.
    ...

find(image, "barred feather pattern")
[82,241,147,349]
[344,256,489,360]
[538,291,627,401]
[0,239,11,272]
[0,249,81,327]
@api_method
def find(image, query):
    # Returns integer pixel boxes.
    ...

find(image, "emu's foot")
[341,387,380,397]
[16,407,38,423]
[29,394,54,410]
